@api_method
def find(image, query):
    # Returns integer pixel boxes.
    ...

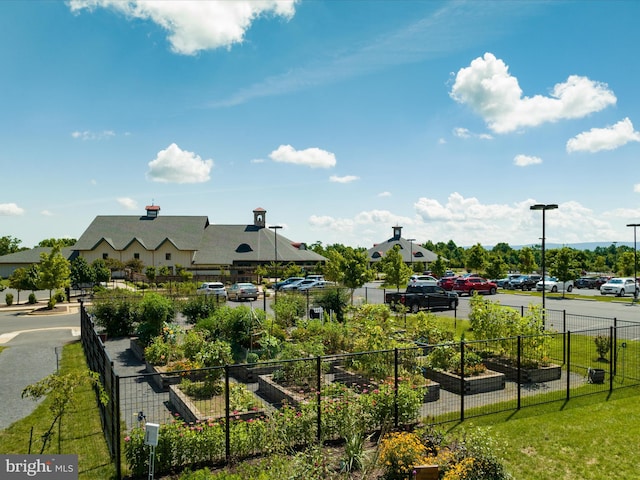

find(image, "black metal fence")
[80,302,640,479]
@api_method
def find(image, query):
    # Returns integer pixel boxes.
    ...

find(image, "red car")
[438,276,458,291]
[452,277,497,296]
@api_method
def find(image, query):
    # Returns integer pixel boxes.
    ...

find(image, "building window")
[102,253,108,260]
[166,253,172,261]
[134,253,140,260]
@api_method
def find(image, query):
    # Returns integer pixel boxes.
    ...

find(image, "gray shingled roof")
[72,214,325,265]
[194,224,326,265]
[74,215,210,251]
[367,237,439,263]
[0,247,76,264]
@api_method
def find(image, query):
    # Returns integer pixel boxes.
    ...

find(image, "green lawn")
[0,341,116,480]
[451,385,640,479]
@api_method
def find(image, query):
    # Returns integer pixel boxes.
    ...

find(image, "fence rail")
[79,302,640,479]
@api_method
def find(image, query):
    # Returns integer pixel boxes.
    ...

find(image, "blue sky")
[2,0,640,250]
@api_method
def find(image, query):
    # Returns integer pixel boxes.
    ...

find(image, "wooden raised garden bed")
[424,368,505,395]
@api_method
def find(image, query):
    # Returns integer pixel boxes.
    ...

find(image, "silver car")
[227,282,259,301]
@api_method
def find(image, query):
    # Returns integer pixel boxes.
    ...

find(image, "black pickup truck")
[385,284,459,313]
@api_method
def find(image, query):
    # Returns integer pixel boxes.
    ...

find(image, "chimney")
[253,207,266,228]
[392,225,402,240]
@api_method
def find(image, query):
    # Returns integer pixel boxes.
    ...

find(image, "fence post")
[115,373,121,480]
[460,340,465,422]
[613,319,618,377]
[394,348,399,428]
[563,310,567,333]
[610,326,615,391]
[317,356,322,442]
[225,365,230,462]
[566,332,571,401]
[517,336,521,410]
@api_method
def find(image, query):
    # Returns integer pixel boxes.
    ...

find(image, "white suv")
[408,274,438,286]
[196,282,227,297]
[600,277,639,297]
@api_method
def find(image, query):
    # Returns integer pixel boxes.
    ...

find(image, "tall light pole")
[269,225,283,315]
[626,223,640,303]
[407,238,416,272]
[530,204,558,318]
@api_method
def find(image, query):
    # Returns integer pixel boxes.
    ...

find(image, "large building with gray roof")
[1,206,326,282]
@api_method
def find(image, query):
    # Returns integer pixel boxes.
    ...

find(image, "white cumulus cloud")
[147,143,213,183]
[269,145,336,169]
[329,175,359,184]
[566,117,640,153]
[450,52,616,133]
[68,0,298,55]
[0,203,25,215]
[514,154,542,167]
[378,191,392,197]
[117,197,138,210]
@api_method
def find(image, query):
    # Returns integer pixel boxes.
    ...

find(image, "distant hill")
[481,242,632,251]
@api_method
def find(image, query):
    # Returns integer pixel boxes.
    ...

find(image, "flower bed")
[424,367,505,395]
[482,358,562,383]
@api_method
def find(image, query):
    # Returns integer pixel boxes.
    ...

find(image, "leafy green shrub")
[91,290,140,338]
[28,293,37,304]
[47,298,57,310]
[182,329,209,361]
[271,292,306,327]
[144,337,175,366]
[595,334,611,360]
[178,379,222,399]
[5,293,13,306]
[136,293,176,346]
[182,295,218,323]
[54,290,66,303]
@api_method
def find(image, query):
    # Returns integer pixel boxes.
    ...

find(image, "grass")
[0,341,116,480]
[448,385,640,479]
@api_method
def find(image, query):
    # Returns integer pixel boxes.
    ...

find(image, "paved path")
[0,326,80,430]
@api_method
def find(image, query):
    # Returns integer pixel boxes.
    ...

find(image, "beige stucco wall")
[78,239,195,273]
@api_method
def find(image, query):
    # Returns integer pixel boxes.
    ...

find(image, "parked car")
[385,284,459,312]
[494,274,521,288]
[274,277,304,291]
[438,276,458,291]
[595,276,611,289]
[280,278,316,291]
[305,274,325,282]
[535,277,574,293]
[452,277,497,296]
[575,277,598,289]
[196,282,227,297]
[227,282,259,301]
[600,277,639,297]
[408,274,438,285]
[505,274,542,291]
[297,280,334,291]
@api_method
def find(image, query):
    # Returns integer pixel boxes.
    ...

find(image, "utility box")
[309,307,323,319]
[144,422,160,446]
